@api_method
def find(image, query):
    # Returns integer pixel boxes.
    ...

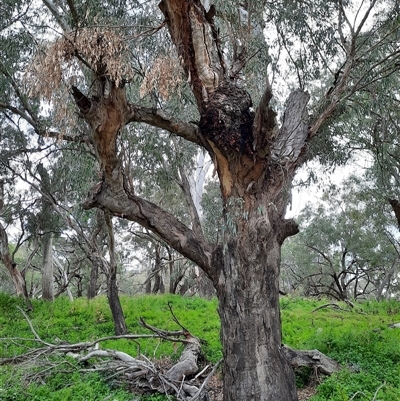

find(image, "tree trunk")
[376,260,398,300]
[0,223,29,298]
[88,210,107,299]
[152,245,164,294]
[41,233,54,301]
[145,274,152,294]
[105,213,127,335]
[107,274,127,335]
[0,181,30,302]
[214,187,298,400]
[87,261,99,299]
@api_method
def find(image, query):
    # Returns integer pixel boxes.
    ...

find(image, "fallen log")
[282,345,340,376]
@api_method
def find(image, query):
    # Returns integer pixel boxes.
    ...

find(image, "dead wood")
[282,345,341,376]
[1,305,214,401]
[1,306,341,400]
[311,303,351,313]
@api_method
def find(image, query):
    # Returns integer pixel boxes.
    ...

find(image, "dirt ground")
[207,374,317,401]
[297,385,317,400]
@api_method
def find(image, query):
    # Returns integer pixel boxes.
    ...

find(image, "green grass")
[1,293,400,400]
[281,297,400,400]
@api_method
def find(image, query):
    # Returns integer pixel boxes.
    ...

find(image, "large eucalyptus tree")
[2,0,400,399]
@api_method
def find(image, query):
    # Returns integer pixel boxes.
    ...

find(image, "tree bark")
[87,261,99,299]
[0,181,30,301]
[41,233,54,301]
[0,222,29,299]
[105,213,127,335]
[88,210,104,299]
[214,183,298,400]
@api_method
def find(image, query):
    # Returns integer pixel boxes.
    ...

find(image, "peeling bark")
[159,0,224,106]
[272,89,310,163]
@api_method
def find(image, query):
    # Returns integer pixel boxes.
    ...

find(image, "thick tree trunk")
[214,190,298,401]
[41,233,54,301]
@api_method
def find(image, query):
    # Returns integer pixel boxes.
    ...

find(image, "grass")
[1,293,400,400]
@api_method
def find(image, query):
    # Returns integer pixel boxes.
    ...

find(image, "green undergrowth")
[281,297,400,400]
[1,293,400,400]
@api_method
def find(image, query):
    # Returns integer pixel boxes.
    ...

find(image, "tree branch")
[272,89,310,163]
[84,184,220,283]
[127,104,205,149]
[66,0,79,28]
[42,0,70,32]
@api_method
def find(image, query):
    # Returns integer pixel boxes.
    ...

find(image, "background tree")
[282,175,400,301]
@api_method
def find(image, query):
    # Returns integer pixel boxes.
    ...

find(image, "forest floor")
[206,374,316,400]
[298,385,317,400]
[1,293,399,401]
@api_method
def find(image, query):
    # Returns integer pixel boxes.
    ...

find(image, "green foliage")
[201,179,223,242]
[0,365,134,401]
[281,297,400,400]
[1,294,400,401]
[282,174,400,300]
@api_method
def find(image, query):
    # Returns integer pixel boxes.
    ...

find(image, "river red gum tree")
[67,1,362,400]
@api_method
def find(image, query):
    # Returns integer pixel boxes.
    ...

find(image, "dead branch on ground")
[0,305,214,401]
[1,305,342,400]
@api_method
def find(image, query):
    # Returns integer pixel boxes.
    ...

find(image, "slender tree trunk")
[105,213,127,335]
[152,245,163,293]
[107,274,126,335]
[87,262,99,298]
[41,233,54,301]
[88,210,105,299]
[53,257,74,301]
[145,274,152,294]
[376,260,397,300]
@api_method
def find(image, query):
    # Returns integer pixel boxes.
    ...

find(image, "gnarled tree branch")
[127,104,205,148]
